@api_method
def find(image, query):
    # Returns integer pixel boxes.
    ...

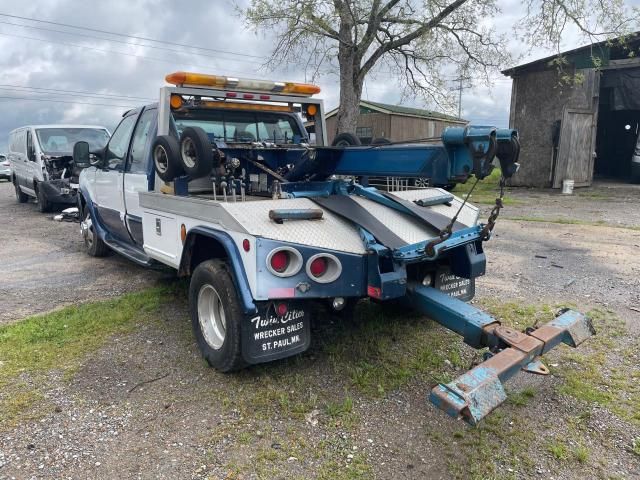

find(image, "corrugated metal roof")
[502,32,639,77]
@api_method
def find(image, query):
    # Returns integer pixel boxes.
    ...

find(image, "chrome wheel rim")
[154,144,169,173]
[181,137,197,169]
[197,284,226,350]
[414,177,429,188]
[82,213,94,248]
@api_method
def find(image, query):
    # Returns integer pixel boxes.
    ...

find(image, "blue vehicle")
[73,72,593,424]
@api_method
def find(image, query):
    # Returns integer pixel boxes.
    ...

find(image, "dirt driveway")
[0,181,167,324]
[0,180,639,479]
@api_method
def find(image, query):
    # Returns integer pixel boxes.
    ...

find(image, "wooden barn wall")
[389,116,464,142]
[359,113,392,140]
[326,113,464,144]
[509,68,599,187]
[325,116,337,144]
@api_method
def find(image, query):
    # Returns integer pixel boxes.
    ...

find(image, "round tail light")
[309,257,327,277]
[266,247,303,277]
[306,253,342,283]
[270,251,289,273]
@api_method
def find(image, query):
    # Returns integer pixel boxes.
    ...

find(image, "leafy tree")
[242,0,637,134]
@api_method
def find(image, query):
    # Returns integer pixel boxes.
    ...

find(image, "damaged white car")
[9,125,110,212]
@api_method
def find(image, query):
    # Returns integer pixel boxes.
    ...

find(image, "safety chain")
[424,177,480,256]
[480,176,506,240]
[425,174,507,255]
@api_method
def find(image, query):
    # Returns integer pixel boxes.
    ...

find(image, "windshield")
[172,109,306,145]
[36,128,111,155]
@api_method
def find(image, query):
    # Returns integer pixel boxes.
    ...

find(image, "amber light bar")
[192,100,293,112]
[165,71,321,97]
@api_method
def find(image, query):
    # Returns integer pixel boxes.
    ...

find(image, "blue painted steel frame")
[405,282,594,425]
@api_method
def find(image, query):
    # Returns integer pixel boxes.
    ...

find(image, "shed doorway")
[595,68,640,181]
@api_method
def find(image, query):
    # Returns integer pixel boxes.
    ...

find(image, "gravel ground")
[0,179,639,479]
[0,181,168,324]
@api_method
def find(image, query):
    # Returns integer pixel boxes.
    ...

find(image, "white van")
[9,125,110,212]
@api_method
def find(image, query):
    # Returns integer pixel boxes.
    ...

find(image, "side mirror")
[28,145,36,162]
[73,141,91,168]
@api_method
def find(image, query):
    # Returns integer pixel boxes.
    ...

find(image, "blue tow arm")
[406,284,595,425]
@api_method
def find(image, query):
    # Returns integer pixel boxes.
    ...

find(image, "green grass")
[322,301,466,396]
[0,286,173,428]
[505,215,640,231]
[547,439,570,460]
[455,168,522,206]
[632,438,640,457]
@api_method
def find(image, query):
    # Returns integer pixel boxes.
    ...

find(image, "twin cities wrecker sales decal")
[241,302,311,363]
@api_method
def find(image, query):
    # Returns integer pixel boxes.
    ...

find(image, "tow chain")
[424,174,506,256]
[480,176,506,241]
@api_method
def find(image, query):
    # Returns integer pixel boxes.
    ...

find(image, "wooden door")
[553,108,596,188]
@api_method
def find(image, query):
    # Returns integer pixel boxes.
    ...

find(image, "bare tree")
[242,0,637,135]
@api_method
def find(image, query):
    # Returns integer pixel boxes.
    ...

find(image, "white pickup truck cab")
[9,125,110,212]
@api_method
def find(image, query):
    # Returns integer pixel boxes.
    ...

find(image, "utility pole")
[452,76,470,119]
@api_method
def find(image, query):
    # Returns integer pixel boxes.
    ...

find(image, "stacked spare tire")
[153,127,218,181]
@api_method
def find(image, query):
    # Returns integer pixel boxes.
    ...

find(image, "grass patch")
[547,439,570,460]
[508,387,536,407]
[0,286,174,428]
[632,438,640,457]
[573,445,590,463]
[323,301,466,396]
[505,216,640,231]
[455,168,523,206]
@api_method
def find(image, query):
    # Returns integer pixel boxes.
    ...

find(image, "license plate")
[435,267,475,301]
[242,302,311,364]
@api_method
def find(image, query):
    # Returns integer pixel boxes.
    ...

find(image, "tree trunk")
[336,60,363,135]
[334,8,362,135]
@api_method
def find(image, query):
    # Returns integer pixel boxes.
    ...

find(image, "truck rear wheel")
[81,208,109,257]
[189,259,245,372]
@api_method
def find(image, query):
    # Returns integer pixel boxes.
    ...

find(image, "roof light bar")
[196,100,293,112]
[165,71,321,97]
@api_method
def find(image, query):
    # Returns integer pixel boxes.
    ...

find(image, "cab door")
[123,107,157,245]
[93,111,139,241]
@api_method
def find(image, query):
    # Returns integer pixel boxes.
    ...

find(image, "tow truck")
[73,72,594,424]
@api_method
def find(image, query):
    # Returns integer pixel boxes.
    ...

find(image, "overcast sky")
[0,0,637,152]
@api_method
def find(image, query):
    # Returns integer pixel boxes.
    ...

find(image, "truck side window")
[128,108,156,174]
[105,114,138,170]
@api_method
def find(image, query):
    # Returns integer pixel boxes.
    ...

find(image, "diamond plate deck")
[389,188,480,227]
[222,199,367,253]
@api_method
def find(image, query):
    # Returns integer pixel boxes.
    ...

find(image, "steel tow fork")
[406,284,595,424]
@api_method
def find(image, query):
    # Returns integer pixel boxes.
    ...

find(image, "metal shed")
[503,33,640,187]
[324,100,467,145]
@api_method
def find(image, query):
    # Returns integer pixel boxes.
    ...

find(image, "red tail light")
[270,251,289,273]
[276,302,288,317]
[306,254,342,284]
[266,247,303,277]
[309,257,327,277]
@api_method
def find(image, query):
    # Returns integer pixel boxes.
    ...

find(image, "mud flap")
[241,302,311,364]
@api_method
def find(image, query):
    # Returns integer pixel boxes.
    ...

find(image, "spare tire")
[180,127,214,178]
[371,137,391,145]
[152,135,183,182]
[332,132,361,147]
